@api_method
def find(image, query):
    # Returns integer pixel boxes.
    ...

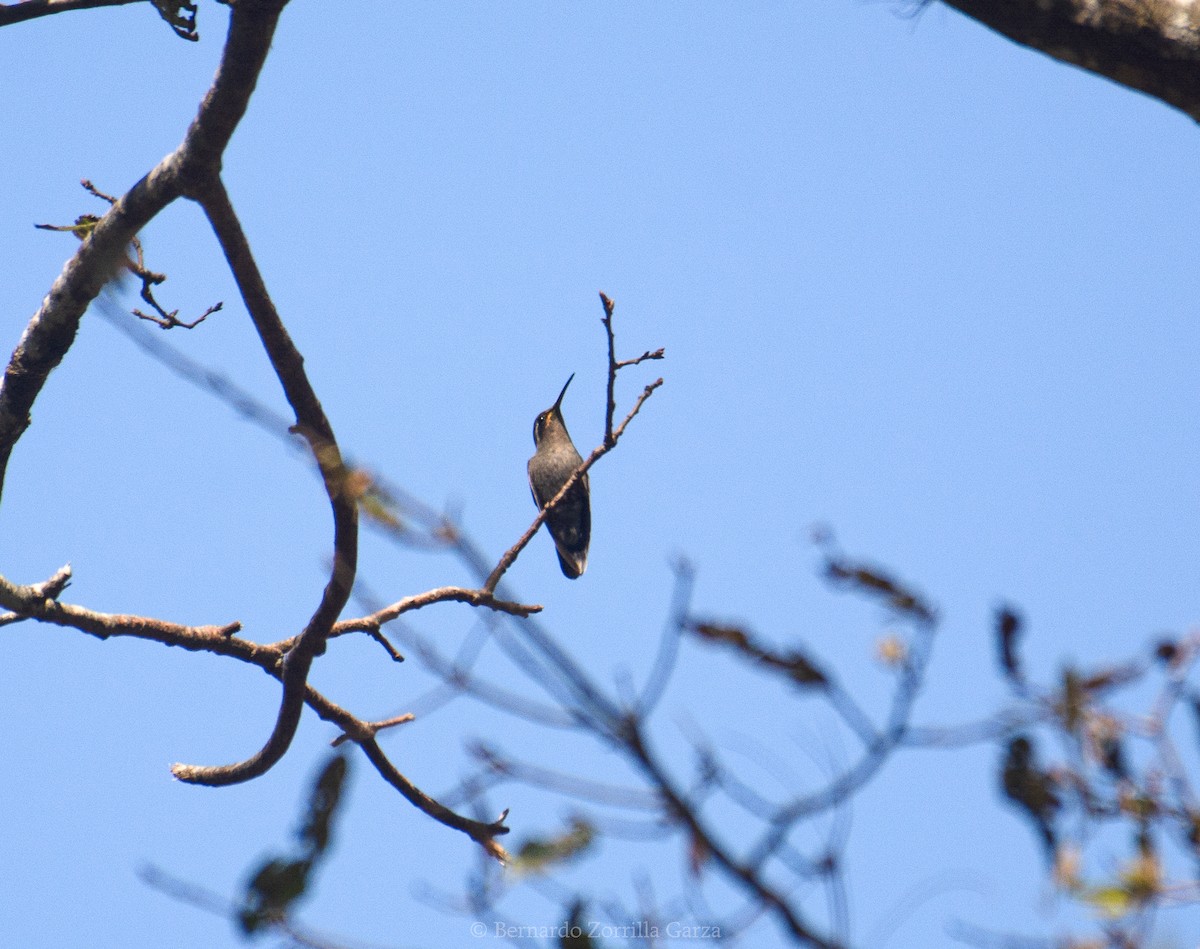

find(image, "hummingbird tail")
[555,546,587,579]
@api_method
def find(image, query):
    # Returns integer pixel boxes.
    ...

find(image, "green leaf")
[238,754,350,937]
[297,754,349,856]
[511,819,595,876]
[1081,885,1131,917]
[240,858,311,935]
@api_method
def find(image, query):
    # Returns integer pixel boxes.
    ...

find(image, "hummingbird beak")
[553,373,575,412]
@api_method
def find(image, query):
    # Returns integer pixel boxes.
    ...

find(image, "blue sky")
[3,2,1199,947]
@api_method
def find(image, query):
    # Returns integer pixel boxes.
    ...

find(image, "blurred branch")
[635,557,695,717]
[403,630,581,728]
[745,562,938,870]
[455,742,662,811]
[619,712,846,949]
[345,578,580,729]
[684,620,829,689]
[141,864,359,949]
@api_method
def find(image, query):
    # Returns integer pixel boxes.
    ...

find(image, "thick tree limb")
[172,177,359,787]
[0,0,139,28]
[0,0,360,790]
[940,0,1200,122]
[0,568,257,656]
[0,563,508,847]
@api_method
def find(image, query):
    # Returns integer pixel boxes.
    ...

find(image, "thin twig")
[134,299,222,330]
[601,291,617,446]
[331,713,414,747]
[332,586,542,634]
[359,737,510,852]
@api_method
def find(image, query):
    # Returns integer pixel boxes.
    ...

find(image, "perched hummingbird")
[528,374,590,579]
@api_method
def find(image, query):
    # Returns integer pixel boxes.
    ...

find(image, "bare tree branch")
[939,0,1200,122]
[1,562,510,848]
[619,713,846,949]
[3,0,355,791]
[0,0,288,502]
[172,174,358,787]
[359,737,511,853]
[601,290,664,448]
[329,586,542,636]
[0,569,244,644]
[0,0,141,28]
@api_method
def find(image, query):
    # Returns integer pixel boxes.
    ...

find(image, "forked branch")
[485,293,664,592]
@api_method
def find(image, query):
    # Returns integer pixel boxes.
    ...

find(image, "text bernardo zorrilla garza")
[477,921,722,940]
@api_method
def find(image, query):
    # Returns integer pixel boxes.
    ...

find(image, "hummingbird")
[528,374,590,579]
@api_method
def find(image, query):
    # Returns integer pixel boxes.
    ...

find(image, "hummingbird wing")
[529,472,590,579]
[552,475,589,579]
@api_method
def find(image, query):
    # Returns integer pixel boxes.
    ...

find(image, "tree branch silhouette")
[483,292,663,594]
[0,0,286,500]
[6,3,1200,948]
[940,0,1200,122]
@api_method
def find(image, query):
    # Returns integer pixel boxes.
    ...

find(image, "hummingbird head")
[532,373,574,447]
